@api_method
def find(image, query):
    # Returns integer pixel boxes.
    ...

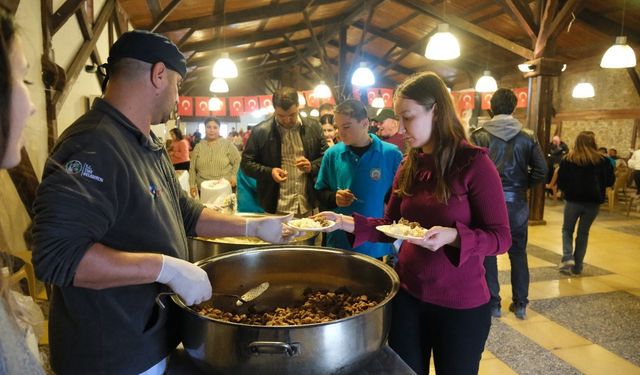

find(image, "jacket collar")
[93,98,164,151]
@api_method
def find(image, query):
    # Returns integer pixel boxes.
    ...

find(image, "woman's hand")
[408,226,460,252]
[190,187,198,198]
[312,212,354,233]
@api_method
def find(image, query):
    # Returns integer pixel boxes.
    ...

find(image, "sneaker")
[490,306,502,318]
[558,260,575,270]
[571,267,582,275]
[509,303,526,320]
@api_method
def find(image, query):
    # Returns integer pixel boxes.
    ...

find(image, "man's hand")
[408,226,460,252]
[336,189,356,207]
[295,156,311,173]
[246,213,299,243]
[155,255,212,305]
[271,168,288,183]
[190,187,198,198]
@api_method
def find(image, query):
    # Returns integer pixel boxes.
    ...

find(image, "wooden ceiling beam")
[502,0,537,40]
[146,0,161,18]
[326,39,414,76]
[395,0,534,59]
[546,0,584,43]
[577,8,640,46]
[51,0,85,34]
[153,0,342,33]
[149,0,182,32]
[181,15,341,53]
[76,6,103,87]
[187,38,311,68]
[627,68,640,99]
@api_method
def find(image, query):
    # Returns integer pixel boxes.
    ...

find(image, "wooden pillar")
[524,57,564,225]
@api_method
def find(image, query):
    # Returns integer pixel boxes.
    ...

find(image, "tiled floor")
[476,198,640,375]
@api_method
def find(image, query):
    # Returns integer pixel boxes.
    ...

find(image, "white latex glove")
[155,255,212,306]
[245,213,298,244]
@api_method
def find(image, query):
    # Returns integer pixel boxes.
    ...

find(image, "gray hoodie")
[481,114,522,142]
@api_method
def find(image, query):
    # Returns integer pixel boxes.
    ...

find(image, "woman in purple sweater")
[315,72,511,374]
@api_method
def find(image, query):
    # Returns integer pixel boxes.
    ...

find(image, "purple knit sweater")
[353,143,511,309]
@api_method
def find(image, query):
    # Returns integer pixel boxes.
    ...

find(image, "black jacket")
[557,157,614,203]
[471,115,548,194]
[241,116,328,213]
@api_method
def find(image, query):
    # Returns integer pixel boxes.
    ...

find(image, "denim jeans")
[484,199,530,308]
[562,200,600,272]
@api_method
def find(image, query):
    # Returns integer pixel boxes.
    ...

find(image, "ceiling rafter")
[51,0,85,34]
[502,0,537,40]
[149,0,182,32]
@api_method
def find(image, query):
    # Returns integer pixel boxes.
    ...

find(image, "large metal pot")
[172,246,399,375]
[187,213,318,262]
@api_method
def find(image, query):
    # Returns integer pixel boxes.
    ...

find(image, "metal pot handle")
[155,292,175,309]
[248,341,300,357]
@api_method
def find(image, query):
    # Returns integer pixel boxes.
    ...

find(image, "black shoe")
[490,306,501,318]
[509,303,526,320]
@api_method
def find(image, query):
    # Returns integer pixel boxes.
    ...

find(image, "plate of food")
[376,218,427,240]
[286,217,336,231]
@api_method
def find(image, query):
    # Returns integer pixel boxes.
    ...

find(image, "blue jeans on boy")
[562,201,599,273]
[484,197,530,309]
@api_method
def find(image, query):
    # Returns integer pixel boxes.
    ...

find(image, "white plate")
[286,219,336,232]
[376,225,425,240]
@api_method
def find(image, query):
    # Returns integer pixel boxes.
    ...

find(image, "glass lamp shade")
[212,52,238,78]
[310,109,320,117]
[208,97,222,111]
[425,24,460,60]
[600,36,637,68]
[475,71,498,92]
[371,96,385,109]
[351,62,375,86]
[314,81,332,99]
[572,82,595,98]
[209,78,229,93]
[518,63,533,72]
[298,92,306,106]
[300,110,308,118]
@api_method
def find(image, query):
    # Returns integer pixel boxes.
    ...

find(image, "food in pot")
[195,288,380,325]
[288,217,330,229]
[388,218,427,237]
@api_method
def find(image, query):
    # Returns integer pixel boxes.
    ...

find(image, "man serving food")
[32,30,295,375]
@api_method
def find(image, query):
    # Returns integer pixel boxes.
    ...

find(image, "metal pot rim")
[172,245,400,328]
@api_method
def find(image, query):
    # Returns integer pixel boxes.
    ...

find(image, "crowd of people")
[0,19,636,375]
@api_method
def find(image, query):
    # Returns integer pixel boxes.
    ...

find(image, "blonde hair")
[394,72,468,204]
[565,131,603,166]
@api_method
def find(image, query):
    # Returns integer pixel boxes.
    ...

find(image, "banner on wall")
[244,96,260,112]
[194,97,210,117]
[178,96,193,116]
[513,87,528,108]
[210,97,227,117]
[258,95,272,110]
[366,88,394,107]
[228,97,245,117]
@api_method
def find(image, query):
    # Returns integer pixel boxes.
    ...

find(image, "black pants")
[634,170,640,194]
[173,161,190,171]
[389,289,491,375]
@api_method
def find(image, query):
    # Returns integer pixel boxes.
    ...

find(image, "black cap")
[374,108,396,122]
[107,30,186,78]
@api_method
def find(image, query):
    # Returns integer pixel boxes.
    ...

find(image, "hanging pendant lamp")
[209,78,229,93]
[212,52,238,78]
[425,24,460,60]
[314,81,332,99]
[475,71,497,93]
[572,82,595,98]
[208,97,223,111]
[351,62,375,87]
[601,36,637,68]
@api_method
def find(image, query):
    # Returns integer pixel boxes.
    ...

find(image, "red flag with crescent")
[210,97,227,117]
[481,93,493,110]
[194,97,210,117]
[513,87,528,108]
[244,96,259,113]
[366,89,377,105]
[305,90,319,108]
[380,88,393,107]
[458,91,475,110]
[258,95,273,110]
[178,96,193,116]
[229,96,245,116]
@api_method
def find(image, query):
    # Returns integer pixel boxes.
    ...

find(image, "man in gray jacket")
[471,88,548,320]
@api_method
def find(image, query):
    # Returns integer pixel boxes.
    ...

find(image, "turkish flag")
[380,88,393,107]
[513,87,528,108]
[177,96,193,117]
[229,96,245,116]
[305,90,319,108]
[258,95,273,110]
[458,91,475,110]
[481,93,493,110]
[195,97,210,117]
[366,89,378,105]
[210,97,227,117]
[323,95,335,105]
[244,96,259,113]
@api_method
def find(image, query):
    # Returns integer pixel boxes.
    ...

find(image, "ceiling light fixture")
[475,71,498,93]
[310,109,320,117]
[371,90,385,109]
[209,78,229,93]
[298,92,306,106]
[351,62,375,87]
[212,52,238,78]
[572,82,595,98]
[313,81,332,99]
[425,24,460,60]
[208,97,223,111]
[601,0,636,69]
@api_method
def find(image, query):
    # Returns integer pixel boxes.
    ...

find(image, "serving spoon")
[156,282,270,309]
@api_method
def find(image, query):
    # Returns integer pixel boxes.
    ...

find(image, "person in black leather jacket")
[471,88,547,320]
[241,87,328,215]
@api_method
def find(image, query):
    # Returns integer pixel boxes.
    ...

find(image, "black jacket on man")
[471,115,548,194]
[241,116,328,213]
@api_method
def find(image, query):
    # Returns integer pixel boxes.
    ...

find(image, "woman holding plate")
[314,72,510,375]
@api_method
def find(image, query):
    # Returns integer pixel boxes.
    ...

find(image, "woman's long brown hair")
[565,131,603,166]
[394,72,468,204]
